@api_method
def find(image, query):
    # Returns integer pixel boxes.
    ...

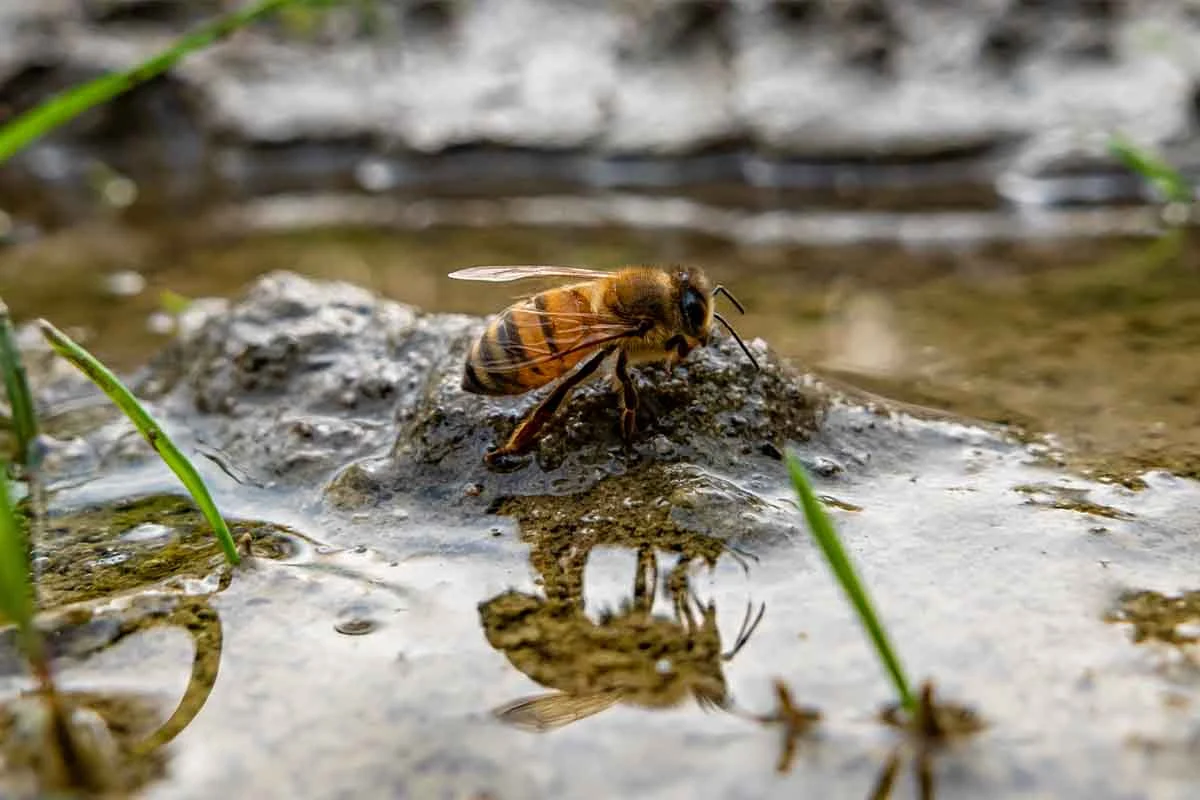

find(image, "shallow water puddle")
[6,408,1200,797]
[4,223,1200,796]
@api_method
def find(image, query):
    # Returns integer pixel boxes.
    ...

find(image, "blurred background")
[1,0,1199,480]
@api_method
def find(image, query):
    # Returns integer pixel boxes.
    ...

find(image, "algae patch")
[1106,590,1200,646]
[30,495,301,609]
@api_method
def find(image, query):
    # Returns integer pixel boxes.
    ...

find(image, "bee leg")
[615,350,639,444]
[632,545,656,613]
[485,346,612,464]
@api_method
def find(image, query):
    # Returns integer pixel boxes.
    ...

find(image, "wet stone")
[334,617,378,636]
[119,522,175,545]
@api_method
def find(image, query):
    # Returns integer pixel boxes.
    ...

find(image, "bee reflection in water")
[479,540,764,732]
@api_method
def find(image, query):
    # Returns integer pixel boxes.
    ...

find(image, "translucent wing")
[492,692,621,732]
[448,265,613,283]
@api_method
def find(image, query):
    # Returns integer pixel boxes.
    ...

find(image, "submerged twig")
[871,680,986,800]
[785,452,915,713]
[754,678,821,774]
[37,320,240,566]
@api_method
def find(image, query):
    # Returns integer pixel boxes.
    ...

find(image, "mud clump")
[121,271,822,517]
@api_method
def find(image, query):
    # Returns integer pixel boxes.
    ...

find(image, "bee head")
[671,266,761,371]
[674,268,714,343]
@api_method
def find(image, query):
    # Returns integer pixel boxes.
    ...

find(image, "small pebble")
[93,552,130,567]
[120,522,174,545]
[335,618,377,636]
[146,311,175,335]
[811,456,844,477]
[104,270,146,298]
[103,176,138,207]
[355,158,397,192]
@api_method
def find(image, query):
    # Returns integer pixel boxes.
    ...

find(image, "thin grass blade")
[36,320,239,565]
[0,463,42,664]
[0,301,38,470]
[785,452,915,712]
[1108,133,1193,205]
[0,0,317,163]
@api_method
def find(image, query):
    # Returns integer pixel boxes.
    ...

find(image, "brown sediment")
[1011,483,1134,520]
[0,690,168,796]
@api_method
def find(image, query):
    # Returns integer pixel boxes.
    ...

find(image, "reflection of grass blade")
[786,452,915,713]
[1108,133,1193,205]
[0,301,38,470]
[0,0,310,163]
[37,320,240,566]
[0,462,41,665]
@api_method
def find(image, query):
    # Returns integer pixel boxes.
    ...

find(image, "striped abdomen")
[461,284,597,396]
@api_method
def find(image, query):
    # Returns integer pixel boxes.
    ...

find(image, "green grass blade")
[37,320,240,566]
[0,464,42,665]
[1108,133,1193,205]
[786,452,915,712]
[0,301,39,470]
[0,0,314,163]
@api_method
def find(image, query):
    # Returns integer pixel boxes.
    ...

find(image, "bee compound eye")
[681,288,706,334]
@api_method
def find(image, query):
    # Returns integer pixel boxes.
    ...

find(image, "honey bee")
[448,264,759,463]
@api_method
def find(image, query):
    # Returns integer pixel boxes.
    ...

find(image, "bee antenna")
[723,601,767,661]
[712,285,746,315]
[713,312,761,372]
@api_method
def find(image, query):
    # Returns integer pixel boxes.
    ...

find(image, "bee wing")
[471,309,645,372]
[448,265,613,283]
[492,691,622,732]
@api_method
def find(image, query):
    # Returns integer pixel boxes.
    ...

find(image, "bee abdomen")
[461,355,502,395]
[460,307,545,396]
